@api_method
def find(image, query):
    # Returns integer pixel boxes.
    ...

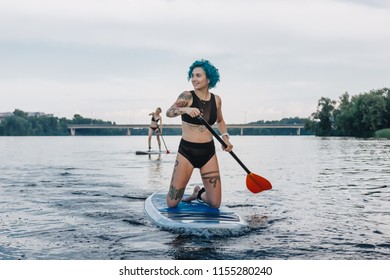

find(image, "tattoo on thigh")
[168,160,185,200]
[201,171,221,188]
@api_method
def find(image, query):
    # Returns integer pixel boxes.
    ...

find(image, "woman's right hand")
[185,107,202,118]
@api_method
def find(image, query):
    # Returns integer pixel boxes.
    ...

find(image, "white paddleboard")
[144,192,248,236]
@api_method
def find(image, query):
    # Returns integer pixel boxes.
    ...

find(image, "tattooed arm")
[166,91,193,118]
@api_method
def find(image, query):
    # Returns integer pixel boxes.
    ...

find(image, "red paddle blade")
[166,150,170,154]
[246,173,272,194]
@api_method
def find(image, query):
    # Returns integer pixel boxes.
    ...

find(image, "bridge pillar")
[241,128,244,135]
[127,128,131,136]
[297,128,301,135]
[70,128,75,136]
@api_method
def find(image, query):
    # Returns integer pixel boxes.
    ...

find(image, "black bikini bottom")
[178,139,215,169]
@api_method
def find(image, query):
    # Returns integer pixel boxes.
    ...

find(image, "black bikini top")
[181,90,217,125]
[151,114,160,123]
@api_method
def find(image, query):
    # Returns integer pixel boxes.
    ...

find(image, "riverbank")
[375,128,390,139]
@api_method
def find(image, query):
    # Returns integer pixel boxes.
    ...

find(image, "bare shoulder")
[214,94,222,107]
[178,91,192,101]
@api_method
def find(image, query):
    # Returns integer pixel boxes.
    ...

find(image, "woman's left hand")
[222,140,233,152]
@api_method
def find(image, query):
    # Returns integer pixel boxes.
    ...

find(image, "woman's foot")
[182,186,201,202]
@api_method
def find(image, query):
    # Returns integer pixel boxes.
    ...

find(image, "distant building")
[27,112,54,118]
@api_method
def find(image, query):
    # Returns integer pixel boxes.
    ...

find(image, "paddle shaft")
[198,117,251,175]
[156,124,170,153]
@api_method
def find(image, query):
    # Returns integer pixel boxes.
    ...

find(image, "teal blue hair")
[187,59,220,89]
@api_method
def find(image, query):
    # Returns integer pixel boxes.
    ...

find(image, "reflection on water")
[0,136,389,260]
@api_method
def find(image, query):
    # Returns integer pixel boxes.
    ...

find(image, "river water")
[0,136,389,260]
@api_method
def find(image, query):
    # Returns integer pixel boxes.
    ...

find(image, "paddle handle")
[198,117,251,175]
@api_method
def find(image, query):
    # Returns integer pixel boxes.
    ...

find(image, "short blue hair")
[187,59,220,89]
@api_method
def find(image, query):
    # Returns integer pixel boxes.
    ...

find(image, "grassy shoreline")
[375,128,390,139]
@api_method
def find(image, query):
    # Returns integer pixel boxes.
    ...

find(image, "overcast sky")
[1,0,389,124]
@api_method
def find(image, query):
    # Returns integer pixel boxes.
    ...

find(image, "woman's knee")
[166,199,179,208]
[166,193,181,208]
[207,196,221,208]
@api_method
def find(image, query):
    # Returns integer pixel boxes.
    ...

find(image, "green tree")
[310,97,337,136]
[310,88,389,137]
[334,92,354,136]
[352,91,386,137]
[3,115,31,136]
[41,116,60,135]
[0,122,4,135]
[380,88,390,127]
[29,117,44,135]
[13,109,28,119]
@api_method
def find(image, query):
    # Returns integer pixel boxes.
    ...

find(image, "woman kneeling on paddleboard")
[165,59,233,208]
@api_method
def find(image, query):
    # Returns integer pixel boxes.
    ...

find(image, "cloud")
[1,0,389,123]
[2,0,388,51]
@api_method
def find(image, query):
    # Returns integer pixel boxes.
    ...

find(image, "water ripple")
[1,136,389,260]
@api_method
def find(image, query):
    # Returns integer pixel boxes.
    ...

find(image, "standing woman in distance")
[165,59,233,208]
[148,107,163,152]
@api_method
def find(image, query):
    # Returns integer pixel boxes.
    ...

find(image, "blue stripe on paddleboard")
[144,192,248,236]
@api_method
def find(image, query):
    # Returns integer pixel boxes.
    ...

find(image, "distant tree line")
[5,89,390,138]
[0,110,123,136]
[305,88,390,137]
[0,110,312,136]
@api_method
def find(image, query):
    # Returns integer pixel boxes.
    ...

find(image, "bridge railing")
[67,123,305,136]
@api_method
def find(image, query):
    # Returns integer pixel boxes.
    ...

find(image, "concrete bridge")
[67,123,304,136]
